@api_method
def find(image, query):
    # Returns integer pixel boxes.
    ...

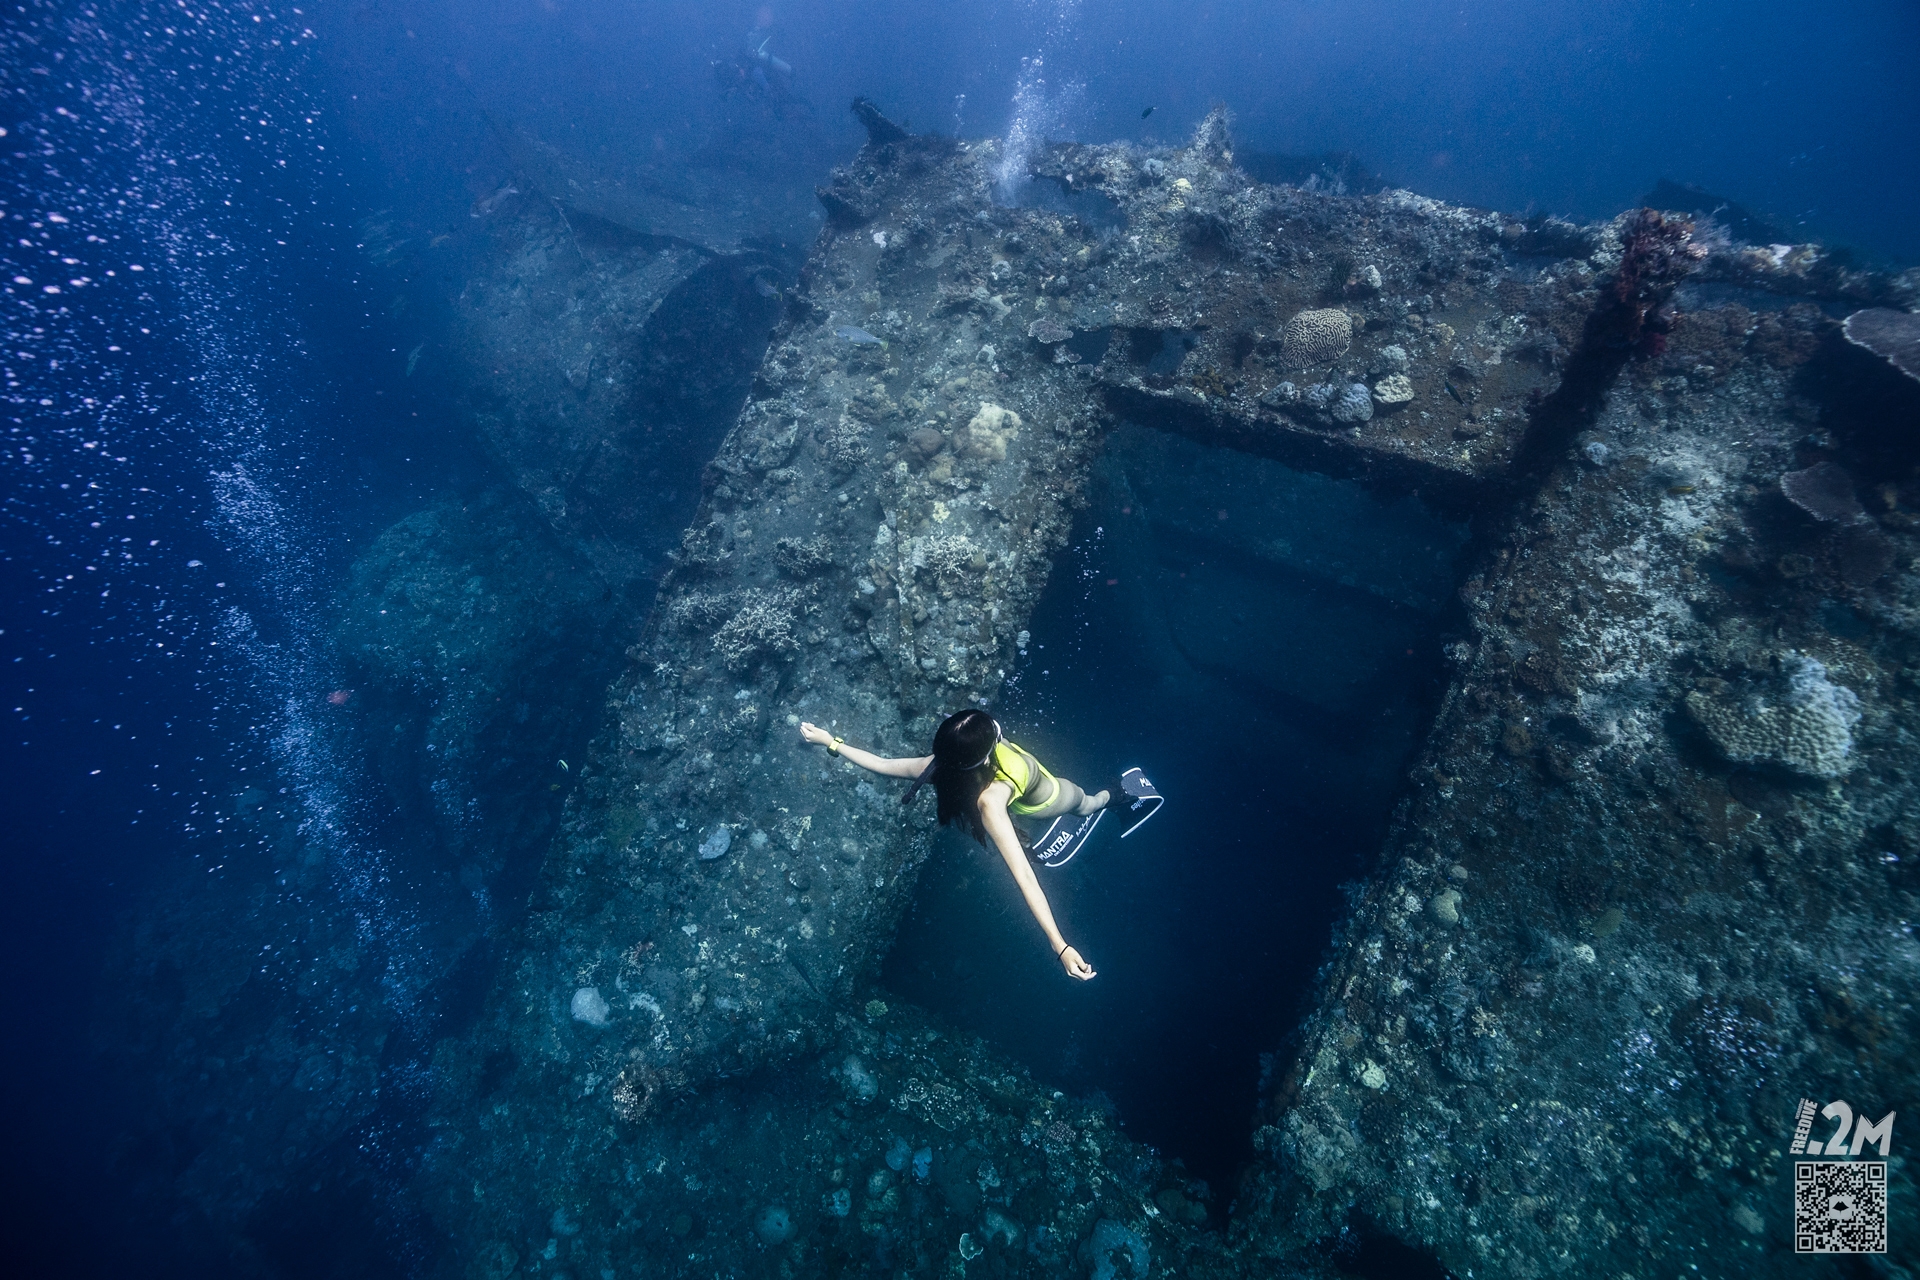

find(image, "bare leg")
[1023,776,1110,821]
[1060,777,1110,816]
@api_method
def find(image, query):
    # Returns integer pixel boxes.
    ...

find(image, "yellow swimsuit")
[989,740,1059,817]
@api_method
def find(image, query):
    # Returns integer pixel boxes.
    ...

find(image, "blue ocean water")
[3,1,1916,1274]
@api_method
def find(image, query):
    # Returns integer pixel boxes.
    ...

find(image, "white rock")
[842,1053,879,1101]
[570,986,611,1028]
[697,825,733,860]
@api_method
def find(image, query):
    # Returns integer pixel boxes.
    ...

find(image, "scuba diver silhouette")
[711,29,810,119]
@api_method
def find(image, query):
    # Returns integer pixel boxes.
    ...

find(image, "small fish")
[470,182,519,218]
[752,276,780,299]
[1141,106,1155,120]
[405,343,425,376]
[558,759,569,771]
[428,233,453,248]
[1667,485,1696,495]
[835,325,888,348]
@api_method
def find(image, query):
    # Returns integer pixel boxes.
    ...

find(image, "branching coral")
[911,533,984,590]
[818,416,871,471]
[665,589,735,632]
[773,535,834,578]
[1608,209,1702,357]
[709,588,804,670]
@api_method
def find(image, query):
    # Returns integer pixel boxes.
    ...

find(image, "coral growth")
[1608,208,1702,356]
[1277,307,1353,368]
[958,401,1021,463]
[570,987,611,1027]
[1780,461,1865,524]
[1372,373,1415,406]
[773,534,834,577]
[709,588,804,670]
[1841,308,1920,384]
[1305,380,1373,423]
[912,533,984,591]
[1027,316,1072,345]
[1685,655,1861,778]
[820,416,871,470]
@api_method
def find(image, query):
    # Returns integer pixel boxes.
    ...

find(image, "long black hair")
[901,708,999,845]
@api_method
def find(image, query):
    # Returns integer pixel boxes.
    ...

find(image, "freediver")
[798,709,1107,981]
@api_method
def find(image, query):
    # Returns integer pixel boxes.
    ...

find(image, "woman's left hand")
[1059,946,1096,981]
[798,721,832,747]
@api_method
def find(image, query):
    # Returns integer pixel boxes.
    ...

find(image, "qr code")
[1795,1161,1887,1253]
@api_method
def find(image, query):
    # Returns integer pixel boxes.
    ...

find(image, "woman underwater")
[797,709,1106,981]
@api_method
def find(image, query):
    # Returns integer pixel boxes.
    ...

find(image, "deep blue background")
[3,0,1916,1272]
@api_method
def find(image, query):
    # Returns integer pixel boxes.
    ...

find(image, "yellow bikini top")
[989,739,1058,816]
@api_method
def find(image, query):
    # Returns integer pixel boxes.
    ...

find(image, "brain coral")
[1278,308,1353,368]
[1685,655,1860,778]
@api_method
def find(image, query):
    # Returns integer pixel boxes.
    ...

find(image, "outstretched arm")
[980,791,1096,981]
[797,721,931,779]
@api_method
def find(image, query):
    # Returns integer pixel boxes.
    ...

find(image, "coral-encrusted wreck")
[417,105,1919,1277]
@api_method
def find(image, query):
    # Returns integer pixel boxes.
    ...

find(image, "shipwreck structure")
[108,102,1919,1277]
[405,104,1919,1277]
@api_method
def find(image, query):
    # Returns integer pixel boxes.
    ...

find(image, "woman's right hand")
[1059,945,1096,981]
[798,721,832,747]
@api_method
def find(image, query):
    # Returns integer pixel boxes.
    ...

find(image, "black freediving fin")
[1033,808,1104,868]
[1118,767,1163,838]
